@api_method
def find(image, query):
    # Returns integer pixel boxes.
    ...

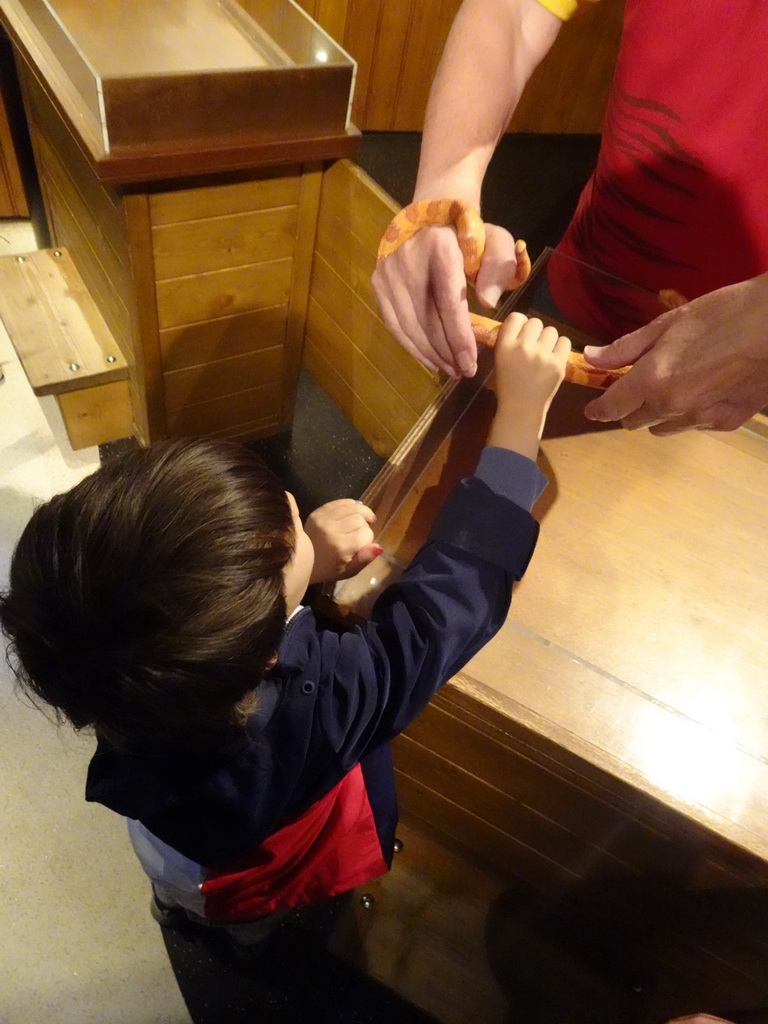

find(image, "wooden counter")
[330,346,768,896]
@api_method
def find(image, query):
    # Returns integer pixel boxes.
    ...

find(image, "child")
[0,313,569,952]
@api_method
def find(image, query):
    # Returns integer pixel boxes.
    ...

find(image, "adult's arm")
[371,0,562,378]
[583,272,768,434]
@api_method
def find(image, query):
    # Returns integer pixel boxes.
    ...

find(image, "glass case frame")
[8,0,356,156]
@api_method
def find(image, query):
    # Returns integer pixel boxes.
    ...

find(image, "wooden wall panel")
[305,159,442,459]
[150,166,321,441]
[17,59,160,440]
[393,682,768,894]
[0,58,27,216]
[165,382,281,437]
[510,0,624,133]
[159,306,288,374]
[21,67,126,260]
[151,207,298,280]
[339,0,379,128]
[302,0,624,134]
[154,259,292,330]
[163,346,282,413]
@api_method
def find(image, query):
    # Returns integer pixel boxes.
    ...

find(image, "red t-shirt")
[550,0,768,340]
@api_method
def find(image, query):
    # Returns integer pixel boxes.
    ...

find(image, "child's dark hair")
[0,438,294,751]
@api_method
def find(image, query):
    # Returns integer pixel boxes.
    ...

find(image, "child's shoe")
[150,890,190,930]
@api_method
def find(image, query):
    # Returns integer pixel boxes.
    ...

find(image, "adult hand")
[305,499,380,584]
[372,221,522,379]
[583,273,768,434]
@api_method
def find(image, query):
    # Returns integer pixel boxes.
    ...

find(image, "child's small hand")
[489,313,571,460]
[305,499,380,583]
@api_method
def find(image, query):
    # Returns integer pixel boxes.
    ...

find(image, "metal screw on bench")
[360,894,375,910]
[54,251,62,257]
[16,255,25,263]
[107,355,116,363]
[69,363,80,372]
[393,838,404,854]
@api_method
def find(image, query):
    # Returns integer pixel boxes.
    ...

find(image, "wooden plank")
[312,0,350,46]
[206,414,285,443]
[20,63,127,261]
[393,0,461,130]
[282,161,323,428]
[328,821,509,1024]
[302,333,400,459]
[0,248,128,395]
[401,702,667,854]
[342,0,384,128]
[35,132,131,302]
[318,158,399,255]
[41,171,133,364]
[155,258,292,330]
[0,55,29,217]
[306,159,437,454]
[395,766,579,888]
[151,205,298,280]
[510,0,624,133]
[309,250,441,416]
[148,170,301,225]
[359,1,415,130]
[56,379,132,450]
[123,191,166,442]
[166,381,281,437]
[163,345,283,413]
[394,734,629,875]
[304,296,420,448]
[158,305,288,374]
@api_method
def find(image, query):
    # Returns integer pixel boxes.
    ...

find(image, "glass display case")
[15,0,356,154]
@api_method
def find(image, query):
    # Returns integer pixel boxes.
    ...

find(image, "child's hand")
[488,312,571,460]
[305,499,380,584]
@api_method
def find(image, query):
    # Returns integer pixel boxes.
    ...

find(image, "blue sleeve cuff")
[474,446,548,512]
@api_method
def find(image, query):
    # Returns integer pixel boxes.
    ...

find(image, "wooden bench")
[0,246,131,448]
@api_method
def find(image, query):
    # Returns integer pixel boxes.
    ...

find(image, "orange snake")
[377,198,630,389]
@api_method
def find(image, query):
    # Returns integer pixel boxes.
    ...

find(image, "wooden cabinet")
[0,0,359,449]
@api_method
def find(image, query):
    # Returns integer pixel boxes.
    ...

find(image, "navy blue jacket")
[86,449,546,921]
